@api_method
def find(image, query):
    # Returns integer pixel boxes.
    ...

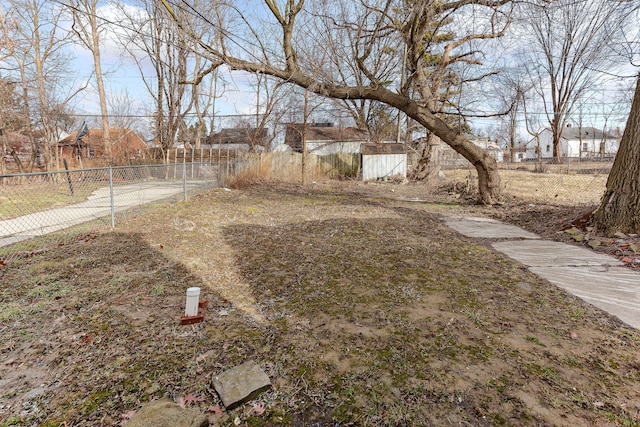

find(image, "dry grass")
[441,168,607,205]
[227,153,331,188]
[2,182,640,427]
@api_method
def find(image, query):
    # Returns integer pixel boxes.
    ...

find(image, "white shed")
[361,143,407,181]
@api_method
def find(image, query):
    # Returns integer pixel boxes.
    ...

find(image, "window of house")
[88,146,95,158]
[546,144,551,152]
[582,143,588,151]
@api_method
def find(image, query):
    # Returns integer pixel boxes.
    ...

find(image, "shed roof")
[284,124,369,149]
[208,127,269,145]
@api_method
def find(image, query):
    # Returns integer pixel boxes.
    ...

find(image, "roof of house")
[526,126,617,144]
[525,128,568,147]
[561,126,616,140]
[284,123,369,145]
[208,127,269,145]
[59,128,148,154]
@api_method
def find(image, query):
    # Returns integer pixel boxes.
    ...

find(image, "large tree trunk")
[411,134,441,181]
[592,75,640,234]
[552,120,563,163]
[158,1,503,205]
[72,0,110,159]
[409,105,501,204]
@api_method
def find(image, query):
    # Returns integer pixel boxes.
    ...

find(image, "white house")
[525,126,620,160]
[435,135,505,166]
[468,136,504,162]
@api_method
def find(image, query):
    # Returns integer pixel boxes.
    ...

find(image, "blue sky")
[66,1,258,123]
[4,0,634,141]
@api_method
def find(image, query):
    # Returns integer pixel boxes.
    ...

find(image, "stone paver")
[529,266,640,328]
[492,240,624,267]
[443,216,640,330]
[443,216,540,239]
[124,397,208,427]
[212,360,271,410]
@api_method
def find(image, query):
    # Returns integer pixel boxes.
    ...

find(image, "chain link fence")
[1,153,611,261]
[434,156,610,206]
[0,162,232,260]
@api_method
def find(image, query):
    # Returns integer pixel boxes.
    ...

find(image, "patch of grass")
[525,335,546,347]
[569,306,587,321]
[0,182,103,219]
[1,416,25,427]
[607,411,640,427]
[27,279,70,300]
[467,310,482,325]
[3,184,640,426]
[151,284,165,295]
[0,302,23,322]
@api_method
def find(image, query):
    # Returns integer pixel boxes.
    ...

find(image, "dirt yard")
[2,180,640,426]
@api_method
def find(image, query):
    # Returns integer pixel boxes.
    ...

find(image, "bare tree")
[108,90,137,131]
[160,0,514,203]
[281,84,327,184]
[191,55,213,149]
[69,0,111,159]
[522,90,545,171]
[117,0,217,155]
[520,0,622,163]
[591,2,640,233]
[0,75,24,175]
[490,64,530,163]
[1,0,80,171]
[247,73,290,151]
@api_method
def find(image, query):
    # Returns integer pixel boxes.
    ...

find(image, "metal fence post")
[183,160,187,201]
[109,166,115,228]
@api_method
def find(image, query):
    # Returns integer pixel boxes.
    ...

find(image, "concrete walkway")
[443,216,640,329]
[0,181,205,248]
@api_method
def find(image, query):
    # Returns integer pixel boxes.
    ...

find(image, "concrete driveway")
[0,181,205,248]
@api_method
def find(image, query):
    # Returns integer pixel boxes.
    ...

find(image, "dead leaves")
[251,403,266,415]
[177,393,207,408]
[206,405,225,415]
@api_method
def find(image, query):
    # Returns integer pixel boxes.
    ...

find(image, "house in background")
[467,136,504,162]
[524,125,620,160]
[510,145,527,163]
[206,127,270,151]
[284,123,369,155]
[2,128,73,171]
[435,134,505,166]
[58,128,148,163]
[2,131,33,170]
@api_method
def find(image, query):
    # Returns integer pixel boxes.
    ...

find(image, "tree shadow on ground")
[220,194,640,426]
[0,231,261,426]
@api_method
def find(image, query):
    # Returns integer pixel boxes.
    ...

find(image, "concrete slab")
[442,216,540,239]
[212,360,271,410]
[529,266,640,329]
[492,240,624,267]
[438,215,640,330]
